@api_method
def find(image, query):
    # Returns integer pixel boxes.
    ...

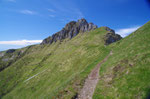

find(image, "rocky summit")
[103,27,122,45]
[41,18,98,44]
[41,18,122,45]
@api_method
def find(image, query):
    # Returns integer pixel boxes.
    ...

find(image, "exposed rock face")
[6,49,16,54]
[41,18,98,44]
[103,27,122,45]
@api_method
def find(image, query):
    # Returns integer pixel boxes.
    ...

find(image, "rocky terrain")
[103,27,122,45]
[41,18,98,44]
[41,19,122,45]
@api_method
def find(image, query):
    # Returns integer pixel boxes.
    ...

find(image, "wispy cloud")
[49,15,55,18]
[20,10,36,15]
[58,8,84,23]
[6,0,16,2]
[48,9,56,13]
[0,40,42,45]
[72,8,84,19]
[116,26,141,37]
[47,1,84,22]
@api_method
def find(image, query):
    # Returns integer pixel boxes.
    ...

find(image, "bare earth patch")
[78,51,112,99]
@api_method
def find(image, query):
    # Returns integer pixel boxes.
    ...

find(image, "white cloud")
[0,40,42,45]
[116,26,141,37]
[47,1,84,22]
[48,9,56,13]
[49,15,55,18]
[20,10,36,15]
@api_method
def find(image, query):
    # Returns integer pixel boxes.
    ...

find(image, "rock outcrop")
[41,18,98,44]
[103,27,122,45]
[6,49,16,54]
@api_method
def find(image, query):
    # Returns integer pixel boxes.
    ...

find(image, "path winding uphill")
[78,51,112,99]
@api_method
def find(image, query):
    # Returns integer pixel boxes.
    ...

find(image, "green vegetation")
[93,21,150,99]
[0,21,150,99]
[0,48,28,72]
[0,27,110,99]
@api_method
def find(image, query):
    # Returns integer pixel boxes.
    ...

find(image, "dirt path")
[78,51,112,99]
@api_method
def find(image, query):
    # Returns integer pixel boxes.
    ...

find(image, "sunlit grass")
[0,28,110,99]
[93,21,150,99]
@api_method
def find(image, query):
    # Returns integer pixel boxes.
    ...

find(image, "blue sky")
[0,0,150,51]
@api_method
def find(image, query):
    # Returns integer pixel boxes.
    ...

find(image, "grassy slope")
[0,47,29,72]
[0,27,111,99]
[1,21,149,99]
[93,21,150,99]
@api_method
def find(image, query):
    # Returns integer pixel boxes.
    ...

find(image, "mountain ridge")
[41,18,98,44]
[0,19,122,74]
[0,19,149,99]
[41,18,122,45]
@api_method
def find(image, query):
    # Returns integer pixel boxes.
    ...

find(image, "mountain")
[0,19,149,99]
[41,18,98,45]
[41,18,121,45]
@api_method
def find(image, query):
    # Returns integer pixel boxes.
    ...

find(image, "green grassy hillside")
[0,27,111,99]
[0,48,29,72]
[93,21,150,99]
[0,21,149,99]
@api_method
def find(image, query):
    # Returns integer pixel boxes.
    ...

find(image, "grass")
[0,21,150,99]
[93,21,150,99]
[0,27,110,99]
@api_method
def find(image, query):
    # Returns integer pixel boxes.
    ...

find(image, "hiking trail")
[78,51,112,99]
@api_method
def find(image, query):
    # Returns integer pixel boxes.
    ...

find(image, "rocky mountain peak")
[41,18,98,45]
[103,26,122,45]
[77,18,88,26]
